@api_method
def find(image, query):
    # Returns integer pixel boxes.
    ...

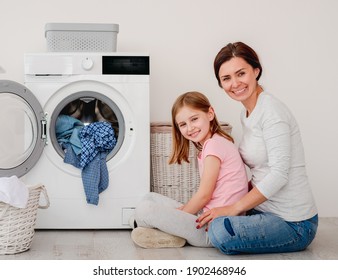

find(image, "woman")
[197,42,318,254]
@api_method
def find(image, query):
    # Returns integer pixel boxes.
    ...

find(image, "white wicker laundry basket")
[150,122,232,204]
[0,184,50,255]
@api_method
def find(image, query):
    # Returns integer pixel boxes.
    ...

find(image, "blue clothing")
[56,115,84,155]
[81,151,109,205]
[79,122,117,168]
[63,143,81,169]
[63,143,110,205]
[62,121,117,205]
[208,210,318,255]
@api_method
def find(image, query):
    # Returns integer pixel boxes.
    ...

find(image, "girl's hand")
[176,205,185,211]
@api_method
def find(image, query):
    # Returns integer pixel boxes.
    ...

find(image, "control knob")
[82,58,94,70]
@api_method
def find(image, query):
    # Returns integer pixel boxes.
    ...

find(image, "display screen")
[102,56,149,75]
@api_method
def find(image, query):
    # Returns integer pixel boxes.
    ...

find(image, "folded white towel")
[0,176,29,208]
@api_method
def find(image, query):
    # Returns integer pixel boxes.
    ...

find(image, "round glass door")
[0,80,45,177]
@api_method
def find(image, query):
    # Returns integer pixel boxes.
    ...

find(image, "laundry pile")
[56,115,117,205]
[0,175,29,208]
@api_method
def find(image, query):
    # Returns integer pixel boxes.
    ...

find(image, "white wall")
[1,0,337,217]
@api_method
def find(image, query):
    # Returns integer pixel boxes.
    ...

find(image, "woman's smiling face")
[218,56,260,107]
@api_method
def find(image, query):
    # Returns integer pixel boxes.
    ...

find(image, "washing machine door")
[0,80,46,177]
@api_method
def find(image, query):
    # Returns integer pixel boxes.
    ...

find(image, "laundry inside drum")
[59,98,119,135]
[55,97,120,159]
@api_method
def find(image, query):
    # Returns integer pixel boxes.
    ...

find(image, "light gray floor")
[1,217,337,260]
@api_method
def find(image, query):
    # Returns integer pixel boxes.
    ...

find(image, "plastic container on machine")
[45,23,119,52]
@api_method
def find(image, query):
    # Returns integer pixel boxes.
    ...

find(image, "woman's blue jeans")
[208,210,318,255]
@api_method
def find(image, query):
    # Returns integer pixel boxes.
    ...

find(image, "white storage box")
[150,122,232,204]
[45,23,119,52]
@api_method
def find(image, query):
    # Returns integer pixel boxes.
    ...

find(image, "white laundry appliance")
[0,53,150,228]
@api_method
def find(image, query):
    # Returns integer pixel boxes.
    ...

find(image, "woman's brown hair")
[169,91,234,164]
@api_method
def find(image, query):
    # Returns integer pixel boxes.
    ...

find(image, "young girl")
[131,91,248,248]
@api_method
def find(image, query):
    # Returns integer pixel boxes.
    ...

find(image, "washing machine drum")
[50,92,124,160]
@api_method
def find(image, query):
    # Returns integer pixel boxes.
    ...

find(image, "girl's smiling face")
[175,105,214,146]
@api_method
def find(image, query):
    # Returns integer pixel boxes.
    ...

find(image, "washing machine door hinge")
[41,114,48,143]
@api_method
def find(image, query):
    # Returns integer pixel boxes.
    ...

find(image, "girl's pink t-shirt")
[198,133,248,212]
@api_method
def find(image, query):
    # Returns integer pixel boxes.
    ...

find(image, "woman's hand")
[196,205,236,229]
[196,186,267,229]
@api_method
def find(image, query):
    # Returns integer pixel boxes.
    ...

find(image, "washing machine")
[0,52,150,228]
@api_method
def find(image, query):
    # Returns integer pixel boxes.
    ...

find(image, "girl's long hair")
[169,91,233,164]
